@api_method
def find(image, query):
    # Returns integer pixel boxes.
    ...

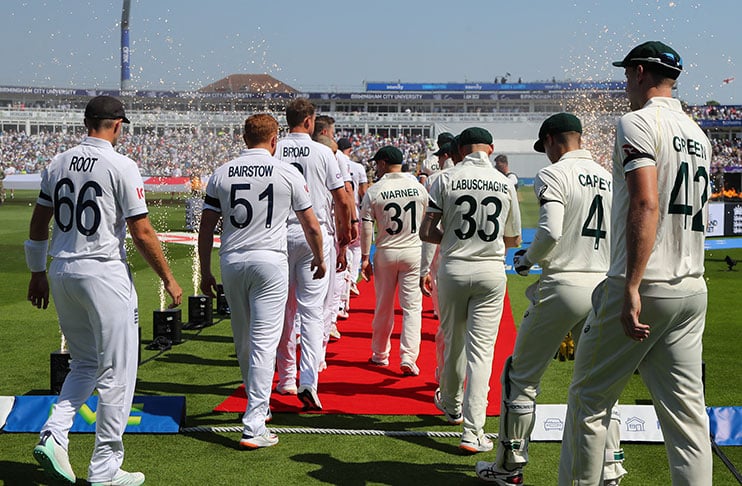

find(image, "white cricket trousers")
[559,277,712,486]
[370,246,423,365]
[43,258,138,483]
[437,258,506,443]
[276,230,330,390]
[496,276,624,481]
[221,250,288,437]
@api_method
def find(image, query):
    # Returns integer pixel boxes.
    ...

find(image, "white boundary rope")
[181,425,498,439]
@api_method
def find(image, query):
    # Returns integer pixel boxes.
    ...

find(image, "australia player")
[559,41,713,485]
[198,113,325,448]
[475,113,624,484]
[420,127,521,453]
[360,146,427,375]
[28,96,182,486]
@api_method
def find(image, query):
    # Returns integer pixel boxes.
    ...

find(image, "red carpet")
[214,279,517,416]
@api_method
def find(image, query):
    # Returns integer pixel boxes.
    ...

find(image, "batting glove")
[513,249,532,276]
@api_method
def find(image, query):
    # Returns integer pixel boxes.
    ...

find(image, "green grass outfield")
[0,189,740,485]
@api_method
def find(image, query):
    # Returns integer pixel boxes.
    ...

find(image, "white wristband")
[25,239,49,272]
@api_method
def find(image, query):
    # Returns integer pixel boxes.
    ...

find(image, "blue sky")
[1,0,739,105]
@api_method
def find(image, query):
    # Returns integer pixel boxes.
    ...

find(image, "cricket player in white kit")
[421,127,521,453]
[27,96,182,486]
[418,132,455,185]
[274,99,352,409]
[476,113,625,485]
[360,146,427,375]
[198,114,325,448]
[559,41,713,485]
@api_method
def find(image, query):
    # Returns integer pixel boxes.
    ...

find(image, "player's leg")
[637,292,712,485]
[558,278,647,485]
[275,241,301,394]
[397,247,423,373]
[81,260,139,482]
[349,238,362,294]
[435,259,470,418]
[295,235,330,392]
[42,260,98,452]
[241,252,289,439]
[460,263,505,449]
[369,249,399,365]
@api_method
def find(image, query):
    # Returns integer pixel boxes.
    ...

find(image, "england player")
[559,41,713,485]
[420,127,521,453]
[360,146,427,375]
[198,113,325,448]
[475,113,625,484]
[28,96,182,486]
[274,99,352,409]
[337,137,368,302]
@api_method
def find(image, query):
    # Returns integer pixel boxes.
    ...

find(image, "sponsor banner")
[532,404,664,442]
[706,202,725,236]
[2,395,185,433]
[365,82,626,92]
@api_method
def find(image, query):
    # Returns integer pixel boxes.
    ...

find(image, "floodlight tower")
[121,0,131,91]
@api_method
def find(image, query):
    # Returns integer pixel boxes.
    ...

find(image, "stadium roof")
[199,74,297,94]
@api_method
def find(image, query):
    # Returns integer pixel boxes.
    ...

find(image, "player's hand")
[513,249,532,276]
[337,227,352,247]
[311,257,326,280]
[200,273,218,299]
[336,248,348,272]
[420,274,432,297]
[361,259,373,281]
[165,279,183,308]
[350,221,359,243]
[27,272,49,309]
[620,287,650,341]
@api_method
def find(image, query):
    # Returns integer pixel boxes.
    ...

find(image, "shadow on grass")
[149,352,236,367]
[292,453,478,485]
[135,379,241,397]
[0,460,89,485]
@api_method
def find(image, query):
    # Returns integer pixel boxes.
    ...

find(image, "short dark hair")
[243,114,279,147]
[84,118,117,132]
[313,115,336,138]
[494,154,508,164]
[286,98,315,128]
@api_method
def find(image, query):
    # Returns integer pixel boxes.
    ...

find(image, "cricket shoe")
[368,357,389,367]
[474,462,523,484]
[33,430,76,484]
[337,309,349,320]
[350,282,360,296]
[459,435,494,453]
[275,383,297,395]
[239,431,279,449]
[329,324,342,341]
[433,388,463,425]
[89,470,145,486]
[265,408,273,424]
[297,385,323,411]
[400,361,420,376]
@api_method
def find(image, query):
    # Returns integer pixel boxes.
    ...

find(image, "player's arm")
[26,204,54,309]
[360,219,375,281]
[197,208,221,297]
[127,214,182,308]
[296,207,326,280]
[419,211,443,244]
[514,201,563,275]
[331,186,353,247]
[622,165,658,341]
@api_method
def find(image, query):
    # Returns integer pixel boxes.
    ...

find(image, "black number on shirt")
[53,178,103,236]
[384,200,417,235]
[453,195,502,241]
[668,162,708,232]
[581,194,606,250]
[229,183,274,229]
